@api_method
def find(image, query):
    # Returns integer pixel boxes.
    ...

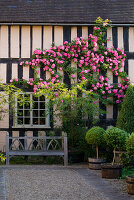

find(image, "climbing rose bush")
[10,17,130,105]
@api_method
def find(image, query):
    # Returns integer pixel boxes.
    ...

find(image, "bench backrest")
[6,131,68,166]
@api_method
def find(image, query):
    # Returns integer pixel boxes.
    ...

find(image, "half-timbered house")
[0,0,134,151]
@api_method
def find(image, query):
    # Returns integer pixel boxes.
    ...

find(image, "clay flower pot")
[88,157,106,170]
[126,176,134,195]
[101,163,122,179]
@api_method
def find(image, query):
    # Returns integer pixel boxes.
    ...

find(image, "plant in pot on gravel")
[126,133,134,195]
[101,127,128,179]
[85,126,106,170]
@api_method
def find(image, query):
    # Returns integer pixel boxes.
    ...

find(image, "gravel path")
[5,167,109,200]
[0,165,133,200]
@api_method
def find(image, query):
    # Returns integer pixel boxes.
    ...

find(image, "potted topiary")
[126,133,134,195]
[102,127,128,179]
[85,126,106,170]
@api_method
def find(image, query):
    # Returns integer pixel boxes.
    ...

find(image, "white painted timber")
[21,26,30,58]
[0,26,8,58]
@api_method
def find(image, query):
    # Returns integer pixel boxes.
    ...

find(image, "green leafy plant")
[126,133,134,157]
[104,127,128,164]
[0,82,30,120]
[85,126,105,159]
[116,85,134,133]
[0,153,6,164]
[119,152,130,168]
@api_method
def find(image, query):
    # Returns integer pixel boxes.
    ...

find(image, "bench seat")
[9,150,64,156]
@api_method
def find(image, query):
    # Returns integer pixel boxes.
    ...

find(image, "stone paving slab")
[73,168,134,200]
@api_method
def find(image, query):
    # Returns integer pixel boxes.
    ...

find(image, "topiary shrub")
[85,126,105,159]
[116,85,134,133]
[126,133,134,157]
[104,127,128,163]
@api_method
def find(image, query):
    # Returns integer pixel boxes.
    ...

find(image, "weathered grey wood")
[9,151,64,156]
[24,132,28,150]
[63,132,68,166]
[6,132,68,166]
[62,132,64,151]
[43,132,47,151]
[9,136,62,140]
[6,132,9,165]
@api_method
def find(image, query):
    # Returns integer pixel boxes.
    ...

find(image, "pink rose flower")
[72,74,75,78]
[116,100,120,104]
[94,27,97,30]
[103,22,107,26]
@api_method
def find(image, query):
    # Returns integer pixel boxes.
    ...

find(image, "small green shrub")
[119,152,130,168]
[104,127,128,163]
[116,85,134,133]
[104,127,128,151]
[126,133,134,157]
[85,126,105,159]
[0,153,6,164]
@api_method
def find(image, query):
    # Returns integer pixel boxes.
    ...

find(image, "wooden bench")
[6,132,68,166]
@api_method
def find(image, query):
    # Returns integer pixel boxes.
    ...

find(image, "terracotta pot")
[88,157,106,170]
[126,176,134,195]
[101,163,122,179]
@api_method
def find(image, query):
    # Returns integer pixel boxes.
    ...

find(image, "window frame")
[13,92,50,128]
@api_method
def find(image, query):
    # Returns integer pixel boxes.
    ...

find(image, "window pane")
[40,110,45,117]
[24,94,30,98]
[40,102,45,109]
[16,93,49,127]
[24,102,30,109]
[40,118,45,125]
[24,110,30,117]
[33,118,38,125]
[17,94,24,101]
[17,102,23,109]
[24,118,30,124]
[17,118,23,124]
[40,96,45,101]
[33,96,38,101]
[33,110,38,117]
[33,102,38,109]
[17,110,23,117]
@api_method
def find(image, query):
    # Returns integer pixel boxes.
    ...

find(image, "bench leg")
[6,155,9,165]
[64,154,68,166]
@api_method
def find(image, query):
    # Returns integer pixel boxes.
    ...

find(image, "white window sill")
[12,125,51,129]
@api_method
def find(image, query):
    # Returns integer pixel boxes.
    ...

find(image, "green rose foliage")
[126,133,134,157]
[104,127,128,151]
[85,126,105,146]
[0,153,6,164]
[116,85,134,133]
